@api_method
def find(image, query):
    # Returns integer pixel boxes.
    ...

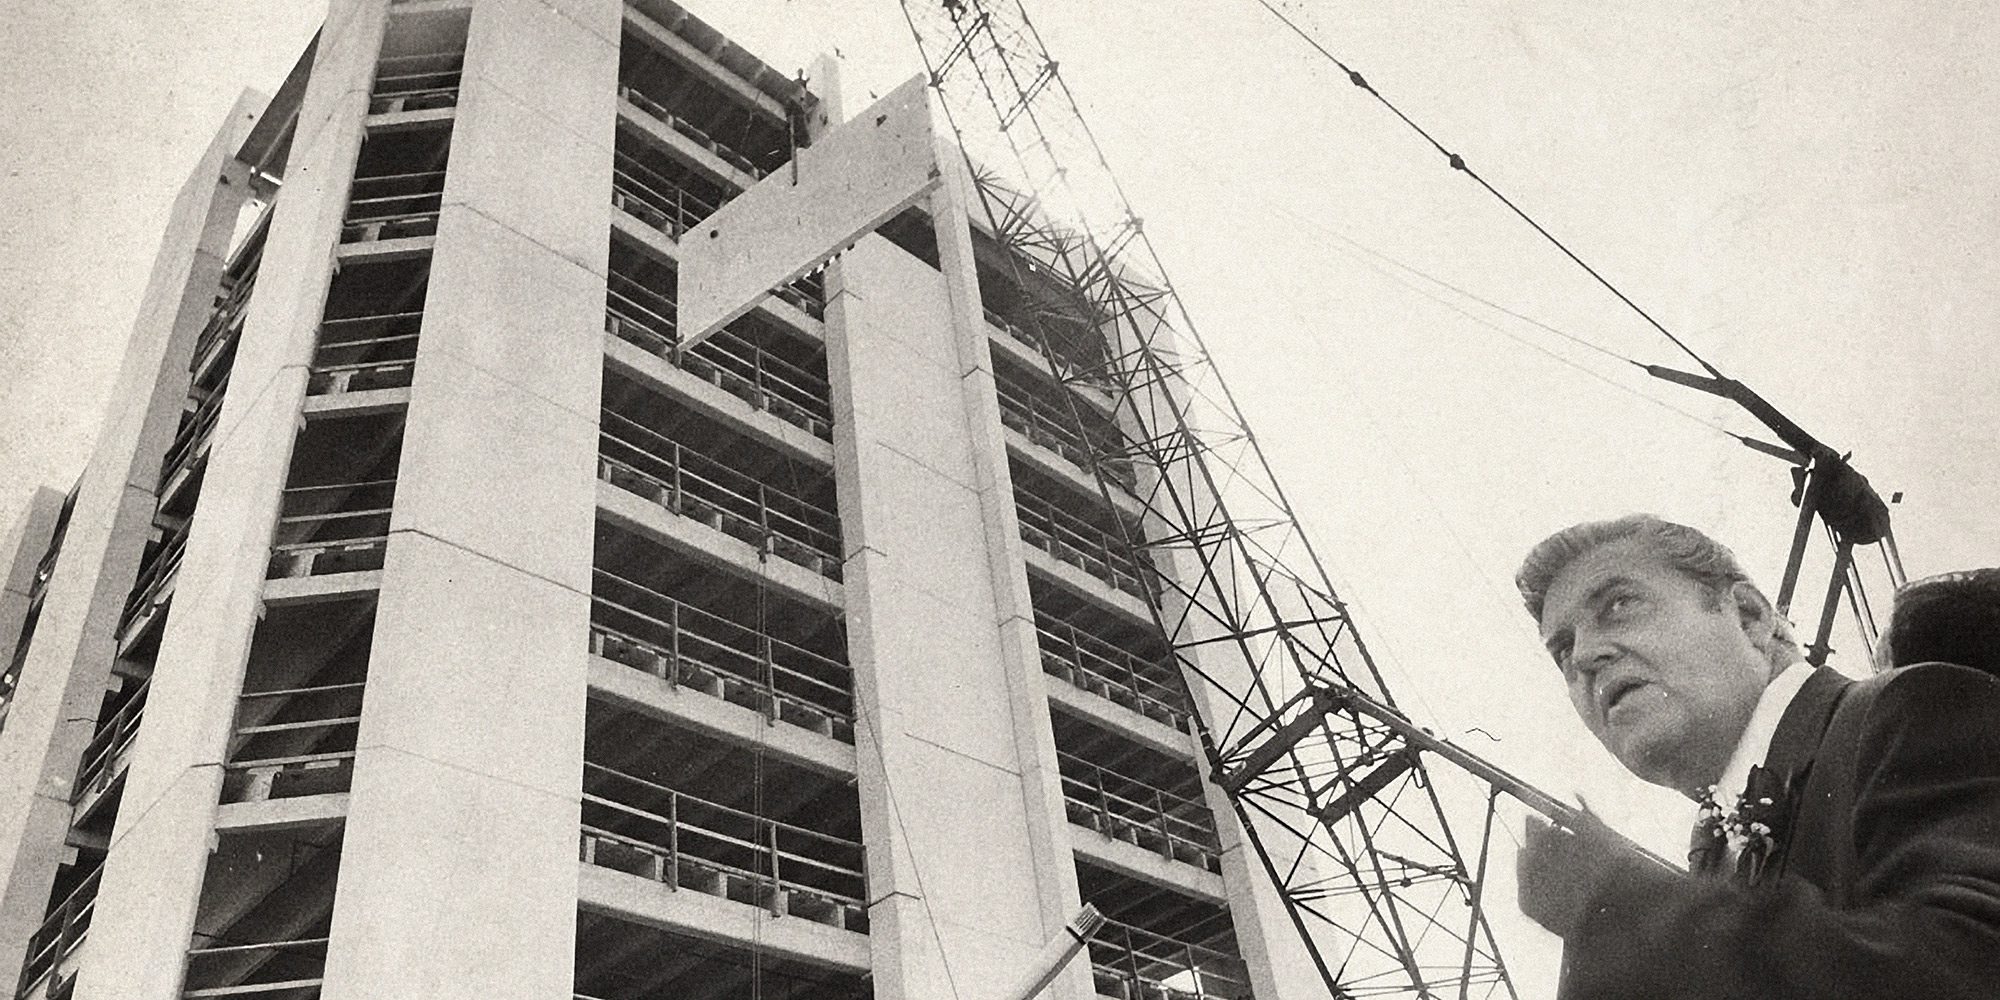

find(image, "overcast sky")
[3,1,1995,995]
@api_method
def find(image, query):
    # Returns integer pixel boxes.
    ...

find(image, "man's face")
[1537,538,1773,792]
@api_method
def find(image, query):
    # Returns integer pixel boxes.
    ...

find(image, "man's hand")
[1517,807,1627,939]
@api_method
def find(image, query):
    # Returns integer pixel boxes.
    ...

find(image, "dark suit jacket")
[1558,662,2000,998]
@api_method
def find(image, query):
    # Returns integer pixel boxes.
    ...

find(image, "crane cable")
[1251,0,1728,380]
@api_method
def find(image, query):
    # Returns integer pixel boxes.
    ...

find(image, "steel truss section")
[898,2,1545,997]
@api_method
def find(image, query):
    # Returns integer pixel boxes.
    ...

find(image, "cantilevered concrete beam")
[676,75,942,345]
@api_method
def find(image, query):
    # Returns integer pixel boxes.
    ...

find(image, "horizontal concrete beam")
[1070,825,1226,904]
[595,482,844,614]
[1022,547,1151,625]
[601,334,832,468]
[1045,682,1192,761]
[623,7,787,123]
[215,792,350,832]
[586,656,855,778]
[577,863,869,972]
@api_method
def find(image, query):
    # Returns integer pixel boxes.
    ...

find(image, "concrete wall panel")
[421,205,606,421]
[461,0,620,155]
[355,532,590,796]
[445,0,617,277]
[69,767,227,1000]
[391,351,597,591]
[317,7,612,995]
[827,166,1086,999]
[323,747,580,1000]
[12,98,264,999]
[116,359,312,825]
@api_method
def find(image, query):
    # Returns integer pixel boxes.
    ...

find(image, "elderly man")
[1513,514,2000,998]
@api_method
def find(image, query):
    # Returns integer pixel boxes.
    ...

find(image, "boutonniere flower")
[1725,765,1790,884]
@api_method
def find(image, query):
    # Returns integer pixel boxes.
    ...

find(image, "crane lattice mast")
[891,2,1598,997]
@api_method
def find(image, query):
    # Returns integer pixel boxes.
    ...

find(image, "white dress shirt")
[1706,661,1817,855]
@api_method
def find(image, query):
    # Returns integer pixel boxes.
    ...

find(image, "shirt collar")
[1710,661,1816,813]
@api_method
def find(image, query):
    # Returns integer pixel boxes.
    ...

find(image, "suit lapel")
[1750,665,1852,883]
[1761,666,1852,783]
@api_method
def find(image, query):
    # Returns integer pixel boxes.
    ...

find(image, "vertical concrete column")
[824,93,1089,999]
[78,5,389,999]
[0,93,262,996]
[316,1,616,997]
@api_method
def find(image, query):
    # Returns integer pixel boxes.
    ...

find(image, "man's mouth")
[1602,678,1646,717]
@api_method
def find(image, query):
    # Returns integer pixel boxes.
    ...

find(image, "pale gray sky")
[3,2,1995,995]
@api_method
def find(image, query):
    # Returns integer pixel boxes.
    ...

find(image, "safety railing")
[341,169,446,244]
[28,528,64,603]
[995,367,1134,487]
[1034,613,1189,730]
[611,153,723,240]
[578,763,867,932]
[308,311,422,396]
[71,679,149,806]
[187,204,270,377]
[772,271,825,321]
[14,868,98,1000]
[116,526,190,639]
[158,378,229,490]
[370,51,462,114]
[266,480,395,580]
[180,936,327,999]
[617,84,769,180]
[1089,917,1252,1000]
[219,682,364,805]
[597,413,841,579]
[983,305,1117,392]
[1015,487,1149,600]
[1058,751,1219,872]
[191,274,257,381]
[589,569,853,742]
[605,274,833,440]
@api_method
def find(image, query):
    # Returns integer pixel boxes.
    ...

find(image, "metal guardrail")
[1015,486,1149,600]
[15,867,98,1000]
[159,378,229,490]
[605,275,833,440]
[266,480,396,580]
[579,763,867,932]
[1089,917,1252,1000]
[370,51,462,115]
[221,681,364,807]
[589,570,853,742]
[72,679,149,806]
[612,157,722,240]
[341,168,447,244]
[1035,613,1190,729]
[983,305,1118,393]
[180,936,328,999]
[1058,750,1219,872]
[309,311,421,396]
[117,527,190,638]
[995,367,1134,486]
[597,413,841,579]
[618,84,769,180]
[191,275,256,381]
[188,205,271,379]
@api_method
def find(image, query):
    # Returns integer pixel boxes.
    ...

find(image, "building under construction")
[0,2,1357,998]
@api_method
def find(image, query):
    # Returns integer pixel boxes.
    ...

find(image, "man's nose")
[1570,632,1617,678]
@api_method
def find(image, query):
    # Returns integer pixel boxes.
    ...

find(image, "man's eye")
[1606,593,1638,617]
